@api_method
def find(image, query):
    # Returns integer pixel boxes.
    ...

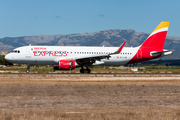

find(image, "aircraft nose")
[5,54,11,61]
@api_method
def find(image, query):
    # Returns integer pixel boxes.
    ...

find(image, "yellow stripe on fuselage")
[152,22,170,33]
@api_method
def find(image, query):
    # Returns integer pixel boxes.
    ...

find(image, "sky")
[0,0,180,38]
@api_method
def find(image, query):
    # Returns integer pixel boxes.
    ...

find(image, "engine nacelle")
[53,60,76,70]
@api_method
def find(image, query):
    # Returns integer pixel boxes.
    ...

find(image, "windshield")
[12,50,20,53]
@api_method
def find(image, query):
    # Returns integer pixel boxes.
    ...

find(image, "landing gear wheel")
[86,69,91,74]
[80,68,84,73]
[26,70,29,73]
[80,66,91,74]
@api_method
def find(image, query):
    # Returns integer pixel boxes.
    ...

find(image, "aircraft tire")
[26,70,29,73]
[80,69,84,73]
[86,69,91,74]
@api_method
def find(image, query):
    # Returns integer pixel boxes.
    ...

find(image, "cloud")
[55,15,61,19]
[99,14,105,17]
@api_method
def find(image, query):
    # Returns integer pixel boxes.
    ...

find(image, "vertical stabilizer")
[141,22,170,50]
[127,22,170,64]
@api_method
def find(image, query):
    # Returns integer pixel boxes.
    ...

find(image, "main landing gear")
[80,66,91,74]
[26,64,30,73]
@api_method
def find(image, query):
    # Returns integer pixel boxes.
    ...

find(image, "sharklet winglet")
[110,42,126,55]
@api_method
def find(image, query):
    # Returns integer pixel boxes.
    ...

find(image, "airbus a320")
[5,22,173,73]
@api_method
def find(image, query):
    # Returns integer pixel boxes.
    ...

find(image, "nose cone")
[5,54,11,62]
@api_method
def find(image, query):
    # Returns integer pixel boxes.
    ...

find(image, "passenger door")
[26,47,31,58]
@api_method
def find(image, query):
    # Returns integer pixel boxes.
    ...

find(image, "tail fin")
[141,22,170,50]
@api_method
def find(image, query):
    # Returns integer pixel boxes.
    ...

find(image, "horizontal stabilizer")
[150,50,173,57]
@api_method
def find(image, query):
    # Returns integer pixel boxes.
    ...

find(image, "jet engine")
[53,60,76,70]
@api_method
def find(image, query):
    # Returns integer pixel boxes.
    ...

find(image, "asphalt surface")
[0,73,180,77]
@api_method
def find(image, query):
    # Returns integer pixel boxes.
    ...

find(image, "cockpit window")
[12,50,20,53]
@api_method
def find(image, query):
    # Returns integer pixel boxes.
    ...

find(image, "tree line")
[0,55,13,65]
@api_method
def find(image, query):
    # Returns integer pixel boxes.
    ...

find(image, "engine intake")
[53,60,75,70]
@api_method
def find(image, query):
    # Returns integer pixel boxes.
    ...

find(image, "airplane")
[5,22,173,73]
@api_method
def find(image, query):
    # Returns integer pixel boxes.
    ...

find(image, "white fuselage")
[5,46,139,66]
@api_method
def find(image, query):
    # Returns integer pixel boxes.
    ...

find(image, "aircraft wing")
[75,42,126,60]
[73,42,126,66]
[54,42,126,66]
[75,54,110,61]
[63,41,126,60]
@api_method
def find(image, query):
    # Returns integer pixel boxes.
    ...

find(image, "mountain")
[0,29,180,59]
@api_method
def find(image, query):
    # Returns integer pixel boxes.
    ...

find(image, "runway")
[0,72,180,76]
[0,73,180,82]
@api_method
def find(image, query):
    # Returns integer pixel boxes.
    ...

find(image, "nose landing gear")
[26,64,30,73]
